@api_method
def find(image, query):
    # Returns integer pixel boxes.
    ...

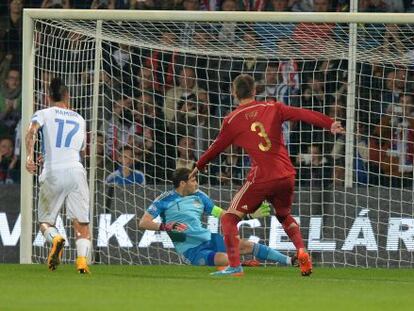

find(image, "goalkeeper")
[139,168,296,267]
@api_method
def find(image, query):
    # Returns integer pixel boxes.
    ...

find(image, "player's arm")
[279,103,345,134]
[79,119,87,159]
[25,121,41,174]
[138,212,187,232]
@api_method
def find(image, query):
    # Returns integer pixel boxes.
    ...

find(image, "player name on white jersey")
[31,107,86,174]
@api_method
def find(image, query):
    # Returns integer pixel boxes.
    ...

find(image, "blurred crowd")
[1,0,414,188]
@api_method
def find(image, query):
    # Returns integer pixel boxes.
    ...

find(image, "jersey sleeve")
[278,102,334,129]
[134,170,146,185]
[31,110,45,127]
[195,190,215,214]
[196,119,235,170]
[146,199,165,218]
[105,171,117,184]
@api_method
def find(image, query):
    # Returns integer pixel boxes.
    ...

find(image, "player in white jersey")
[25,78,91,274]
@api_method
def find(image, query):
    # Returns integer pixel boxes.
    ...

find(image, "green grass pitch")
[0,264,412,311]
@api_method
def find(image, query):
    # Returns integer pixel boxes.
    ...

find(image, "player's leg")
[213,182,264,276]
[72,220,91,274]
[239,239,293,266]
[270,176,312,276]
[41,223,65,271]
[38,173,66,271]
[66,168,91,274]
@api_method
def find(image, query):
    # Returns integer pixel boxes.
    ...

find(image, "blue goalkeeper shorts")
[182,233,226,266]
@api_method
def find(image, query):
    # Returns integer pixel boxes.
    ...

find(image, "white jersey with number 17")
[31,106,86,174]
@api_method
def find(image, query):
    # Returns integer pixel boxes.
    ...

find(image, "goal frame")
[20,9,414,263]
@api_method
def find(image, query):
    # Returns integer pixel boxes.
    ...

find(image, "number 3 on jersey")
[250,121,272,152]
[55,118,80,148]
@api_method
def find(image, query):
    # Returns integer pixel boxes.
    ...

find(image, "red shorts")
[229,176,295,218]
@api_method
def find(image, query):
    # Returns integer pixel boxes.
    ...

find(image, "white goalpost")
[21,9,414,267]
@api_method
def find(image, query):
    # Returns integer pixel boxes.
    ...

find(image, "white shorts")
[38,167,90,224]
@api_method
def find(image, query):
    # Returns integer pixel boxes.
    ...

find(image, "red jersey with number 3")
[196,100,334,183]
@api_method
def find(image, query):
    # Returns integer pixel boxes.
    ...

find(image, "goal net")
[23,11,414,267]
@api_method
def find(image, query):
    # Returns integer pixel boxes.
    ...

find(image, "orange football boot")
[47,235,65,271]
[297,248,312,276]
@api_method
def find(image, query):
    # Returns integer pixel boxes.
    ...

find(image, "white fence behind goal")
[21,10,414,267]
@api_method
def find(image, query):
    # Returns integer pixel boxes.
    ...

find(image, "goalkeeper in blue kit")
[139,168,296,267]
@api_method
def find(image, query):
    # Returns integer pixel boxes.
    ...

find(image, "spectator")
[384,0,405,12]
[178,0,201,46]
[256,62,299,105]
[354,124,370,185]
[213,145,243,185]
[199,0,222,10]
[289,73,328,157]
[325,97,346,185]
[238,32,267,81]
[358,0,387,12]
[0,67,21,136]
[370,94,414,187]
[175,136,197,170]
[217,0,239,45]
[41,0,71,8]
[381,68,408,113]
[34,69,53,109]
[238,0,267,10]
[0,136,18,184]
[0,65,21,105]
[297,144,329,187]
[127,94,169,184]
[136,29,179,94]
[134,66,163,106]
[292,0,335,56]
[383,24,406,56]
[266,0,290,10]
[256,1,294,49]
[291,0,332,12]
[179,0,200,10]
[175,90,209,137]
[256,63,278,101]
[358,62,387,125]
[90,0,116,9]
[101,97,132,160]
[164,67,206,129]
[2,0,23,67]
[130,0,158,9]
[85,0,129,9]
[103,43,136,95]
[0,98,20,136]
[106,147,145,185]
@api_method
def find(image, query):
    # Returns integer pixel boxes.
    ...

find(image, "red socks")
[280,215,305,250]
[221,213,241,267]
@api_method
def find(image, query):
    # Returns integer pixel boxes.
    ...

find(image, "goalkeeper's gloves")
[159,222,188,232]
[247,201,271,219]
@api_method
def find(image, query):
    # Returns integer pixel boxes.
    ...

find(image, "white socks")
[43,227,59,244]
[76,238,91,258]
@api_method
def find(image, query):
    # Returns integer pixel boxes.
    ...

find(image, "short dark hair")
[171,168,192,188]
[49,77,68,102]
[121,146,134,154]
[233,74,255,100]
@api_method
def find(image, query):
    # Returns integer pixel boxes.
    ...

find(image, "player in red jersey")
[190,74,345,276]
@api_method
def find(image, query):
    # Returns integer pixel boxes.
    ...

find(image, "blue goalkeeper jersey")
[146,190,215,254]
